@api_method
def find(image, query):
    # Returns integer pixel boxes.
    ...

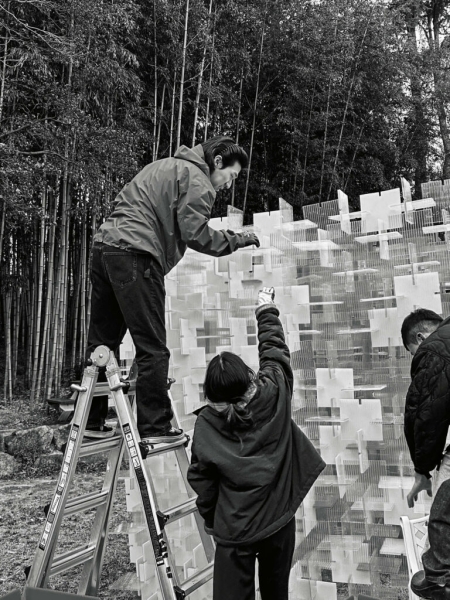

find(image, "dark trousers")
[213,518,296,600]
[86,243,173,436]
[422,478,450,586]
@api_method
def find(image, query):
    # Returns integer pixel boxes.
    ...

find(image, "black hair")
[401,308,443,349]
[201,136,249,173]
[204,351,254,431]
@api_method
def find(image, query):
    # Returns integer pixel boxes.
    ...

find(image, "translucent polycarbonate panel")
[124,185,450,598]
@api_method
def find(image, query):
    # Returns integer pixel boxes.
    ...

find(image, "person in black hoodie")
[187,287,325,600]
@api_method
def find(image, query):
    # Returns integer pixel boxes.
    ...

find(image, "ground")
[0,475,137,598]
[0,391,139,598]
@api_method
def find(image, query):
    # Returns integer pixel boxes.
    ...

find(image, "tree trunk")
[176,0,190,150]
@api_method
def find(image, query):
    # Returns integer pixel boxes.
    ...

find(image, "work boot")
[84,424,115,439]
[141,427,185,445]
[411,570,446,599]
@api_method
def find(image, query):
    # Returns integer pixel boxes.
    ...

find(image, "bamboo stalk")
[155,83,166,159]
[319,18,338,200]
[79,207,87,366]
[12,286,20,387]
[169,68,177,156]
[231,67,244,207]
[70,240,81,370]
[30,187,47,402]
[0,198,5,264]
[0,27,8,123]
[327,6,373,201]
[301,81,317,201]
[176,0,190,150]
[85,209,96,335]
[152,0,158,161]
[203,7,216,142]
[243,4,267,217]
[192,0,213,147]
[56,173,72,394]
[26,234,36,388]
[37,186,57,401]
[3,290,12,402]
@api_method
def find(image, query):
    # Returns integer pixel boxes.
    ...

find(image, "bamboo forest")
[1,0,450,401]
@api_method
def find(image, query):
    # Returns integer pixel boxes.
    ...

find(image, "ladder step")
[110,571,140,592]
[177,564,214,598]
[50,545,97,576]
[78,435,122,457]
[158,498,197,527]
[64,490,110,516]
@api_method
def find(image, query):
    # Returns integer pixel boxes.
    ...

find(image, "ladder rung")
[178,564,214,597]
[72,381,135,397]
[144,435,190,458]
[94,381,135,396]
[159,498,197,526]
[50,544,97,576]
[65,490,110,516]
[79,436,122,457]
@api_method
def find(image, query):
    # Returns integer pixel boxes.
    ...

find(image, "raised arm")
[255,287,293,392]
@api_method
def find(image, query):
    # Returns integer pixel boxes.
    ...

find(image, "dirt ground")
[0,474,137,598]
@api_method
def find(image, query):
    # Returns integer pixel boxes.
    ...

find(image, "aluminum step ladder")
[25,345,215,599]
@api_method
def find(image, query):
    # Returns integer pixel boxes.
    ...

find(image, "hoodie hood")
[174,144,211,179]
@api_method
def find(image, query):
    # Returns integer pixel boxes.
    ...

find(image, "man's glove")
[240,232,260,248]
[258,287,275,307]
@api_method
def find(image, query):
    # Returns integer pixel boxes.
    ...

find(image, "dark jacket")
[404,316,450,477]
[187,305,325,547]
[94,145,246,275]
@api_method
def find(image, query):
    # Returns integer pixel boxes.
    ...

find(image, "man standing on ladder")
[83,136,259,446]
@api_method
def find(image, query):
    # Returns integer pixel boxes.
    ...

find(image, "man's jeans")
[86,243,173,436]
[422,477,450,586]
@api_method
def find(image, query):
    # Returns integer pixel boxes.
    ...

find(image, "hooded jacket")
[404,316,450,478]
[94,145,247,275]
[187,305,325,547]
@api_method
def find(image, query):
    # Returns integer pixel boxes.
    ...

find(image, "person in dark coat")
[187,287,325,600]
[401,309,450,508]
[402,309,450,599]
[83,136,259,445]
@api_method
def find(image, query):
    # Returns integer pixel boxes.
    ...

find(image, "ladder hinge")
[139,441,149,459]
[156,510,168,530]
[174,586,186,600]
